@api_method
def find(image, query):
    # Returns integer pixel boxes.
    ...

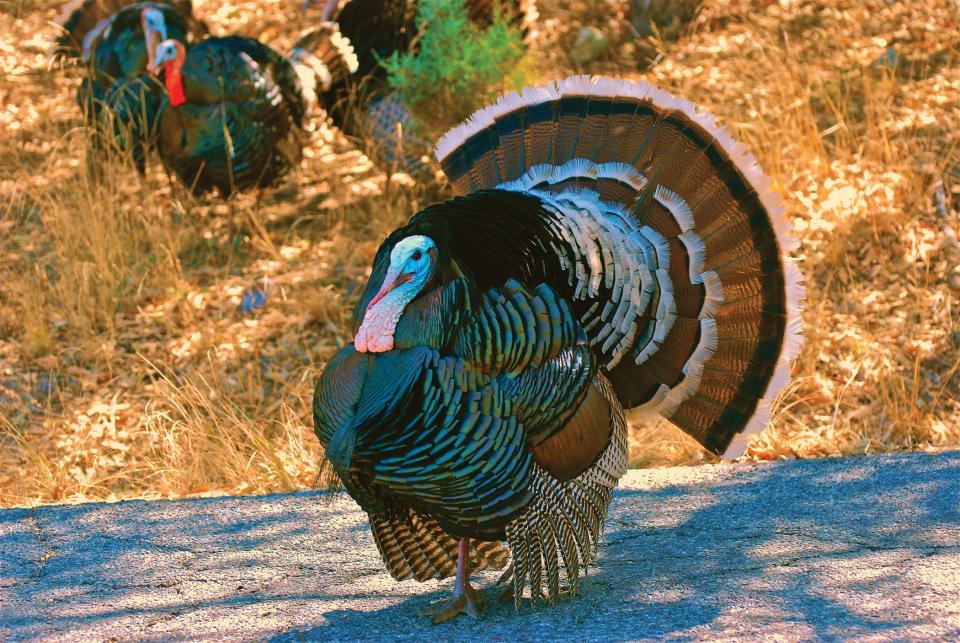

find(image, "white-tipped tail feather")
[437,75,805,458]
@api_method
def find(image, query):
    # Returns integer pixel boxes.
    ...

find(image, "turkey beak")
[366,271,414,309]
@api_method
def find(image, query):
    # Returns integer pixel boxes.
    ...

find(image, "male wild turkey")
[312,76,805,621]
[313,0,538,180]
[147,32,355,195]
[68,1,203,169]
[52,0,205,60]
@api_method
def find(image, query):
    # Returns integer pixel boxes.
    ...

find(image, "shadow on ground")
[1,451,958,640]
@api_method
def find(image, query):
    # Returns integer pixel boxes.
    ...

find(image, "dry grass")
[2,0,959,508]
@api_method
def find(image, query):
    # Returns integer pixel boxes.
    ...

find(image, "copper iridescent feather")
[313,76,804,620]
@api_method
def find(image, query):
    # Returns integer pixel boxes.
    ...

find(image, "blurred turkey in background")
[53,0,539,193]
[313,0,538,182]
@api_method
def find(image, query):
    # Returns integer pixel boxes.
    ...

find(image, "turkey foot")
[421,578,485,623]
[420,538,485,624]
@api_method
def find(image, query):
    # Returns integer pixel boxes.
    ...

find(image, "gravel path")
[2,451,958,641]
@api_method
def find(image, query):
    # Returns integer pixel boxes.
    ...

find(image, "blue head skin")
[354,235,437,353]
[141,8,168,70]
[147,38,179,74]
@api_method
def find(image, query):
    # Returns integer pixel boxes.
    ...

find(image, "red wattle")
[166,66,186,107]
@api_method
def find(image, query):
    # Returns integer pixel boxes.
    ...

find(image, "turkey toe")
[420,582,485,624]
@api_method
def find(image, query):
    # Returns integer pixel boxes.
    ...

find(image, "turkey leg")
[421,537,485,623]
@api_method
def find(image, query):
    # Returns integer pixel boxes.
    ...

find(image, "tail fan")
[287,23,359,115]
[296,0,415,143]
[51,0,206,60]
[434,76,804,458]
[306,0,424,176]
[325,0,417,89]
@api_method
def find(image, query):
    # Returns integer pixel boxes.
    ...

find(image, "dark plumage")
[313,0,538,179]
[312,76,805,620]
[52,0,206,60]
[74,1,200,169]
[151,36,321,195]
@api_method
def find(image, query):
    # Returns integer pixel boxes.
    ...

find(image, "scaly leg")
[420,538,485,623]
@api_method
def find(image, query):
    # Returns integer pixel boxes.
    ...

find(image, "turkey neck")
[164,44,187,106]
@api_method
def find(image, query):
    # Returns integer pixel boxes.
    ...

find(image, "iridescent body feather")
[64,0,202,170]
[313,76,804,612]
[150,32,344,195]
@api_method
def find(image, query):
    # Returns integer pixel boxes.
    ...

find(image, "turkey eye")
[411,251,422,261]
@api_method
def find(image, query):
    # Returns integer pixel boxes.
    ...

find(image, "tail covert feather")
[369,509,509,582]
[289,23,360,113]
[435,76,804,457]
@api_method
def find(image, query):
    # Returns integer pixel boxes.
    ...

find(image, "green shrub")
[382,0,531,134]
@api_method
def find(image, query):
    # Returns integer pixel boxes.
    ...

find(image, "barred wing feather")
[313,75,804,611]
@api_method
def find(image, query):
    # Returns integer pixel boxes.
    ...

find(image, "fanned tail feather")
[288,23,359,115]
[305,0,421,174]
[435,76,804,457]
